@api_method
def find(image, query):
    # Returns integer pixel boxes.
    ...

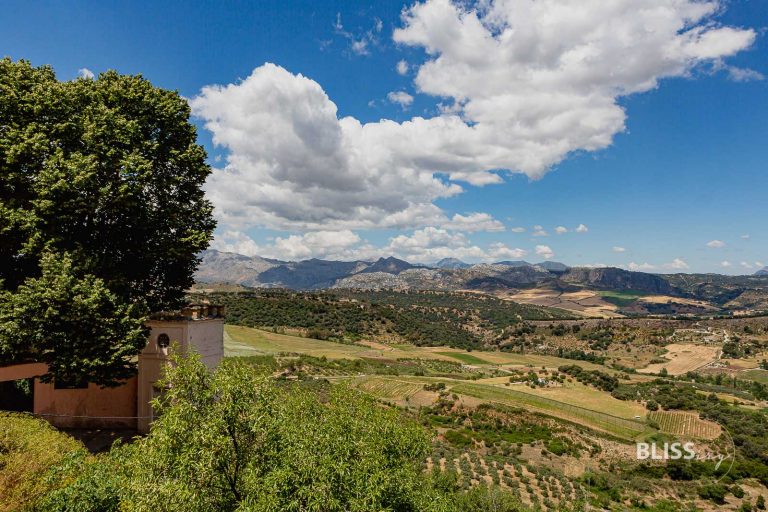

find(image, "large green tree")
[0,59,215,384]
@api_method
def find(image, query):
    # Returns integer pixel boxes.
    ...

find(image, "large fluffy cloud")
[193,0,755,238]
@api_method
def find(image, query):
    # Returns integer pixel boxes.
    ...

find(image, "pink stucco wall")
[1,310,223,433]
[33,377,138,429]
[0,363,47,382]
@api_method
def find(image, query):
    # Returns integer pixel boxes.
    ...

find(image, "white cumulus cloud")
[664,258,689,270]
[554,226,568,235]
[385,227,524,263]
[628,262,655,271]
[396,60,409,75]
[78,68,94,79]
[706,239,725,248]
[211,229,371,261]
[334,14,383,56]
[387,90,415,109]
[575,224,589,233]
[212,225,530,264]
[194,0,755,234]
[444,212,505,232]
[535,245,554,260]
[612,246,626,253]
[726,66,764,82]
[487,243,527,260]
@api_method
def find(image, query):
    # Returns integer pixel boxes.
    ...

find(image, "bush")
[698,483,728,504]
[48,353,448,512]
[454,485,527,511]
[37,449,128,512]
[0,412,86,511]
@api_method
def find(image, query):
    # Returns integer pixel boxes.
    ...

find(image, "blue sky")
[1,0,766,273]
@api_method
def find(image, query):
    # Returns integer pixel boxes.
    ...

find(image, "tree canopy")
[0,58,215,384]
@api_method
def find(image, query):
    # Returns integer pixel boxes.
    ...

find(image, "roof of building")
[149,304,225,321]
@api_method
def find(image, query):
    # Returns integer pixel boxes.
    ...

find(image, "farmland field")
[637,343,720,375]
[450,382,650,440]
[741,369,768,384]
[435,351,492,365]
[353,376,425,400]
[225,325,615,371]
[648,410,721,439]
[598,290,646,307]
[346,375,650,440]
[505,289,622,318]
[504,381,647,418]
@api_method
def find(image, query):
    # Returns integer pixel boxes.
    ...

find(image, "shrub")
[111,353,446,511]
[0,412,86,511]
[698,483,728,504]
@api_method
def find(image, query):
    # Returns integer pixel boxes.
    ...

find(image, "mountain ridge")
[195,249,768,314]
[194,249,707,293]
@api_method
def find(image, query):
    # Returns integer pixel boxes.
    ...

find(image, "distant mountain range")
[195,249,768,314]
[196,249,661,293]
[756,267,768,276]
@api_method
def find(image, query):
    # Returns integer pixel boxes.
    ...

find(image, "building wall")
[0,314,223,433]
[34,377,138,429]
[0,363,47,382]
[187,319,225,369]
[137,318,224,432]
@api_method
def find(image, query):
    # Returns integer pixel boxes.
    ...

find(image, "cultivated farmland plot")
[450,382,650,440]
[353,376,424,400]
[647,410,721,440]
[638,343,720,376]
[225,325,617,372]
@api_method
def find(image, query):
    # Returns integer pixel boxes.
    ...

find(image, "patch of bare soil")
[638,343,720,375]
[506,289,624,318]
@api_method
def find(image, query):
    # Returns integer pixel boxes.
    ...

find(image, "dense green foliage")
[236,353,499,380]
[201,289,573,350]
[557,365,619,392]
[0,58,215,384]
[26,353,532,512]
[0,412,86,511]
[427,405,582,458]
[682,371,768,401]
[0,253,147,385]
[554,348,606,365]
[131,354,442,511]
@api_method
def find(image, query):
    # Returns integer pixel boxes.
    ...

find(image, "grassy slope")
[226,325,652,440]
[741,369,768,384]
[435,352,492,365]
[226,325,617,371]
